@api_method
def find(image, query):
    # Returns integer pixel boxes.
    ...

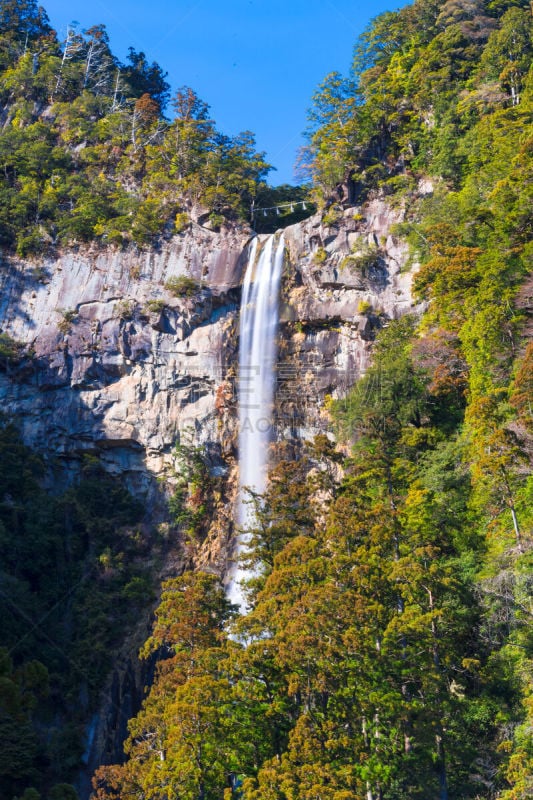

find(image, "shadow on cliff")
[1,279,243,799]
[0,256,40,332]
[0,345,164,799]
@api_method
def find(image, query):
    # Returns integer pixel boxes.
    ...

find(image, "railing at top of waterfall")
[250,200,308,219]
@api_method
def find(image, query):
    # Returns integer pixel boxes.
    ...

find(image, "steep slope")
[0,195,419,795]
[0,196,417,514]
[92,1,532,798]
[1,0,531,798]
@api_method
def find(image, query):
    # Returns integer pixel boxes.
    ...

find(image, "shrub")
[16,230,45,258]
[169,441,213,540]
[208,212,225,230]
[322,206,342,226]
[164,275,200,298]
[341,244,380,276]
[57,309,77,334]
[312,247,328,266]
[19,790,41,800]
[48,784,79,800]
[0,332,24,362]
[31,266,49,283]
[144,299,167,313]
[116,300,134,320]
[131,198,165,245]
[174,212,190,234]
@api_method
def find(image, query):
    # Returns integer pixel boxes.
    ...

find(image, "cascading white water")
[226,233,285,611]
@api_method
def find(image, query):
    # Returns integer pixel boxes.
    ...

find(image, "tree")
[510,343,533,432]
[480,8,532,105]
[50,23,84,100]
[94,572,236,800]
[81,24,116,95]
[122,46,170,110]
[0,0,52,44]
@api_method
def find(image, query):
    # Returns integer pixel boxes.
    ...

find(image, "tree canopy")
[1,0,531,797]
[94,1,532,798]
[0,0,272,256]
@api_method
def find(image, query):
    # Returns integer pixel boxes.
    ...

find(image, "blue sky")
[42,0,398,184]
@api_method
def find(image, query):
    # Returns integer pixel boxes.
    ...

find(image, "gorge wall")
[0,195,418,783]
[0,196,415,503]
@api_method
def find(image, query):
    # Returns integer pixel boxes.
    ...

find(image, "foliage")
[357,299,372,314]
[340,242,382,276]
[93,571,237,800]
[174,211,190,233]
[168,439,214,540]
[115,299,134,319]
[1,0,531,798]
[164,274,201,298]
[92,2,533,798]
[302,0,532,207]
[312,246,327,265]
[252,184,315,234]
[0,420,150,798]
[0,2,273,255]
[144,298,167,313]
[0,331,25,363]
[510,343,533,432]
[56,308,77,334]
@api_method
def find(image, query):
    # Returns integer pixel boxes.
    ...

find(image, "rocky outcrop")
[0,226,249,510]
[0,199,416,507]
[275,199,415,435]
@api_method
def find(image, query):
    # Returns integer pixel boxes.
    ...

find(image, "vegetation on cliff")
[0,0,273,256]
[0,421,154,800]
[94,0,532,798]
[0,0,531,798]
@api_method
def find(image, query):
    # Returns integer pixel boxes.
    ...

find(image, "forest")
[0,0,532,798]
[0,0,308,256]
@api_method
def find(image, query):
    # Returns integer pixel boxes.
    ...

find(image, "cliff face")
[0,226,249,509]
[276,199,414,436]
[0,198,415,511]
[0,197,417,785]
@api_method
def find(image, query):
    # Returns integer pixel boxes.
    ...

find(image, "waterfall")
[226,233,285,611]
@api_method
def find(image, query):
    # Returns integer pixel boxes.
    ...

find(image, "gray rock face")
[0,225,248,509]
[0,200,417,507]
[275,200,416,435]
